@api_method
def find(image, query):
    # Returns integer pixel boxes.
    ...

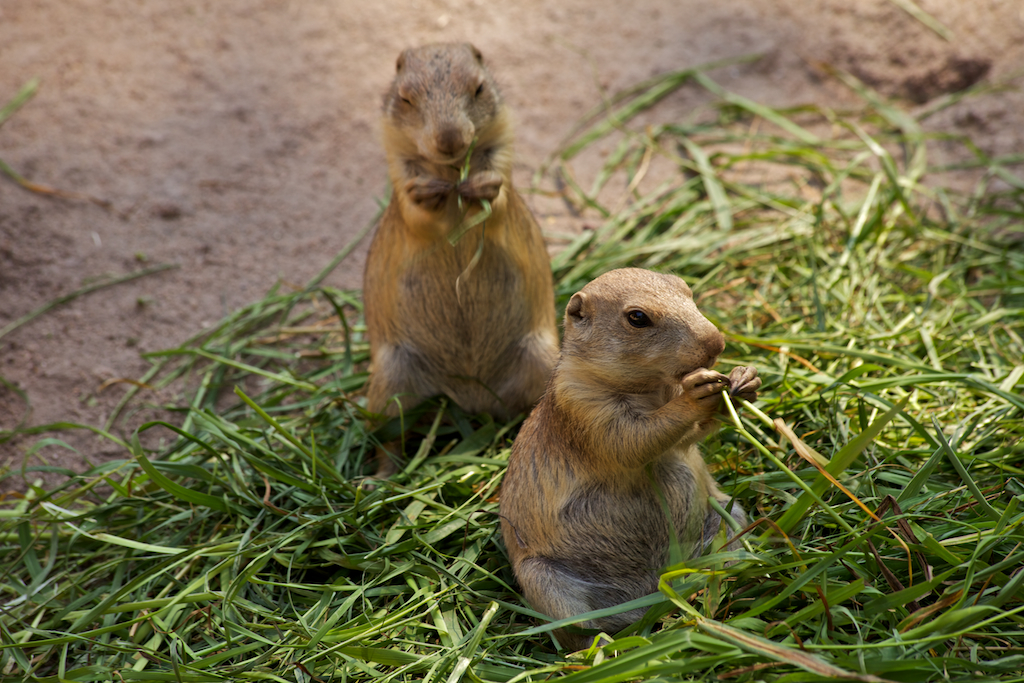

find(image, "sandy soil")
[1,0,1023,483]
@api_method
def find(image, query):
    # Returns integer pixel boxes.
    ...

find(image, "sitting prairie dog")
[499,268,761,650]
[363,43,558,477]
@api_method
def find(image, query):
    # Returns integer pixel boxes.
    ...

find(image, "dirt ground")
[1,0,1023,483]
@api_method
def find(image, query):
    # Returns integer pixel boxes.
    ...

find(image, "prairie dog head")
[562,268,726,393]
[383,43,505,165]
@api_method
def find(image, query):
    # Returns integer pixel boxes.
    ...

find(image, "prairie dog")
[363,43,558,476]
[499,268,761,650]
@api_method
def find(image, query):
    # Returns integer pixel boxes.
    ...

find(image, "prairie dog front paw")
[405,176,455,210]
[457,170,503,202]
[679,368,729,417]
[727,366,761,403]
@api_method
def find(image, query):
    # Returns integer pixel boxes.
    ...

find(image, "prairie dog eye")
[626,310,652,328]
[474,82,484,97]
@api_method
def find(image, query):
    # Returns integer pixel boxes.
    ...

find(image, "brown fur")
[363,43,558,477]
[499,268,761,650]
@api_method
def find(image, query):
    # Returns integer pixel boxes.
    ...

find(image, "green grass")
[2,62,1024,682]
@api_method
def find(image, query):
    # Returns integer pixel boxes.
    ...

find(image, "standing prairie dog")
[363,43,558,477]
[500,268,761,650]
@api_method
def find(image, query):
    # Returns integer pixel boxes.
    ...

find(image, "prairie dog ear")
[566,292,588,322]
[396,50,410,72]
[467,43,483,63]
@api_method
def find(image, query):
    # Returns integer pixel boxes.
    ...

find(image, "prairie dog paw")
[457,170,503,202]
[680,368,729,403]
[406,176,455,210]
[727,366,761,403]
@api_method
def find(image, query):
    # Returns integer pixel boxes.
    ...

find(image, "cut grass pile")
[2,63,1023,682]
